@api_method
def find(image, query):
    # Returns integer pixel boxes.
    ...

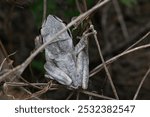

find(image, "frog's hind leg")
[76,45,89,89]
[75,32,90,89]
[44,61,72,86]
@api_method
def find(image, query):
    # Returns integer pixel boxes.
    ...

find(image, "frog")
[39,15,89,89]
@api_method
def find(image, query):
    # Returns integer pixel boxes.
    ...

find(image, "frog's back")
[41,15,74,57]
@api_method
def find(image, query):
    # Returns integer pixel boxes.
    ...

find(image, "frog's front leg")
[44,60,72,86]
[76,38,89,89]
[75,25,97,89]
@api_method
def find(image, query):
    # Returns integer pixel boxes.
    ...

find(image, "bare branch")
[113,0,129,40]
[133,67,150,100]
[90,31,150,77]
[90,43,150,77]
[81,90,116,100]
[42,0,47,23]
[125,31,150,51]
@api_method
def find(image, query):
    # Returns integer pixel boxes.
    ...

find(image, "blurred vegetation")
[30,0,57,28]
[120,0,137,7]
[31,60,45,72]
[30,0,94,27]
[30,0,137,28]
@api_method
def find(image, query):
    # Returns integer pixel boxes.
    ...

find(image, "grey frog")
[40,15,89,89]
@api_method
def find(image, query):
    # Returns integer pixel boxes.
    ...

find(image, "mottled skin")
[40,15,89,89]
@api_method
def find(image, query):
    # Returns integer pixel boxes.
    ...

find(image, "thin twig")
[76,0,118,99]
[98,0,103,4]
[19,76,41,89]
[66,92,74,100]
[24,82,52,99]
[90,43,150,77]
[133,67,150,100]
[103,22,150,56]
[88,91,98,100]
[75,0,82,13]
[81,90,116,100]
[3,83,15,99]
[125,31,150,51]
[76,0,87,13]
[42,0,47,23]
[0,0,111,83]
[90,31,150,76]
[5,82,58,89]
[20,87,40,100]
[83,0,87,11]
[76,91,80,100]
[101,3,111,45]
[5,82,47,87]
[0,51,16,71]
[91,25,119,99]
[113,0,129,40]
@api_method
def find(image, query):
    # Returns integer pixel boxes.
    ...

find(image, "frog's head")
[41,15,72,43]
[41,15,65,39]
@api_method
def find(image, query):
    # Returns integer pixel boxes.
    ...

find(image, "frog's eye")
[53,15,63,22]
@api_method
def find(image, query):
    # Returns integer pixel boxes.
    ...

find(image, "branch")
[133,67,150,100]
[113,0,129,40]
[81,90,116,100]
[42,0,47,23]
[90,43,150,77]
